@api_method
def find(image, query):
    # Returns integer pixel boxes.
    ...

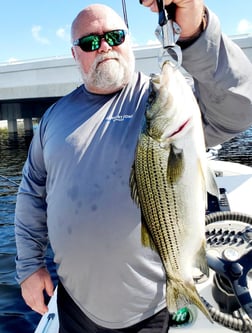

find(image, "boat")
[35,160,252,333]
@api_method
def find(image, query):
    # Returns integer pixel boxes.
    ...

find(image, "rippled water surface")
[0,124,252,333]
[0,127,57,333]
[0,128,42,332]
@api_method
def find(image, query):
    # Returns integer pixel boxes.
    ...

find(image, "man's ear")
[71,47,76,60]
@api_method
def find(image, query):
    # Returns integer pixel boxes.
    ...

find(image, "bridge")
[1,35,252,133]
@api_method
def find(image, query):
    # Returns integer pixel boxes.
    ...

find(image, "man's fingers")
[20,268,54,315]
[45,277,54,297]
[140,0,173,12]
[22,288,48,315]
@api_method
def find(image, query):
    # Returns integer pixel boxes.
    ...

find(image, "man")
[15,1,252,332]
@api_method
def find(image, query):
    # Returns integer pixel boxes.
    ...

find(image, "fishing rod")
[0,174,19,187]
[121,0,129,29]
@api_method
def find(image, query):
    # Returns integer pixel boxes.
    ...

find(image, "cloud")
[7,57,19,63]
[56,25,71,42]
[236,19,252,34]
[129,32,159,47]
[147,39,160,46]
[32,25,50,45]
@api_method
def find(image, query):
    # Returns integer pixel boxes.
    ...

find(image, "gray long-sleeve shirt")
[15,8,252,329]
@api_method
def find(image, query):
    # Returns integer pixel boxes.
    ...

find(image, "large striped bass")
[130,61,216,321]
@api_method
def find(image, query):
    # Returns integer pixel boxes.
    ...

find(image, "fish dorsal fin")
[167,144,184,182]
[205,163,219,199]
[194,240,209,277]
[198,159,220,203]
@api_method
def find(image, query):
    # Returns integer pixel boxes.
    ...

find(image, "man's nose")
[98,38,112,53]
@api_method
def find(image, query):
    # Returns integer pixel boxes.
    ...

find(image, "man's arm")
[182,8,252,147]
[141,0,252,147]
[15,114,53,314]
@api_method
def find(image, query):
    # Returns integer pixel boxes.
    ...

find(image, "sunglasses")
[73,29,127,52]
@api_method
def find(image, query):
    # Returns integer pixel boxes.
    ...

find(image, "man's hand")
[21,268,54,315]
[140,0,205,39]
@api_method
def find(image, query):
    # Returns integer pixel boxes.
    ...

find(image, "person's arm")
[15,113,54,314]
[181,8,252,147]
[141,0,252,147]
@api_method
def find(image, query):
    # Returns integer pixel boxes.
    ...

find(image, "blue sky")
[1,0,252,63]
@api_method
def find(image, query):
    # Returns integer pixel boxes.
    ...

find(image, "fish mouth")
[168,118,191,138]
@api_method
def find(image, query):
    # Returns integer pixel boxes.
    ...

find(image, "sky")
[1,0,252,63]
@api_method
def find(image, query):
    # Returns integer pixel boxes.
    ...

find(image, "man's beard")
[82,50,135,93]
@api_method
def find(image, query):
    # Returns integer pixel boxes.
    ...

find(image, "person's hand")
[140,0,205,39]
[20,268,54,315]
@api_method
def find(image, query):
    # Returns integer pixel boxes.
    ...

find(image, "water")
[218,127,252,167]
[0,127,57,333]
[0,124,252,333]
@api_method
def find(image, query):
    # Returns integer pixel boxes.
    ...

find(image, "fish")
[130,61,217,321]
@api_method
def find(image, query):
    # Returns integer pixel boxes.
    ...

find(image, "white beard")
[82,50,135,93]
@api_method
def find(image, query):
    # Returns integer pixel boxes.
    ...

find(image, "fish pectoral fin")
[167,144,184,182]
[194,241,209,277]
[129,163,140,206]
[141,213,157,251]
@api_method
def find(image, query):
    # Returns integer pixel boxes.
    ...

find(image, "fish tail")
[166,278,213,323]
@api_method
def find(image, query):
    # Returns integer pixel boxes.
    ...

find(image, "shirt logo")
[105,114,133,122]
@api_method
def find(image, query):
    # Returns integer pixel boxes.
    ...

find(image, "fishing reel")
[204,211,252,331]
